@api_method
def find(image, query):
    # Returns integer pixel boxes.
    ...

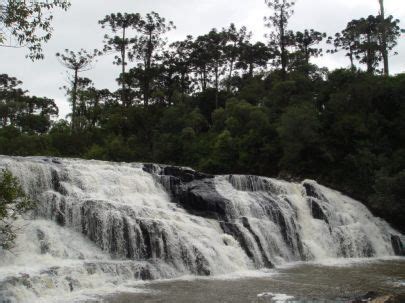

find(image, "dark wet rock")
[195,252,211,276]
[241,217,273,268]
[143,164,307,266]
[350,292,405,303]
[65,276,79,292]
[55,200,66,226]
[37,228,50,254]
[176,179,229,220]
[40,266,60,276]
[161,166,213,182]
[50,168,66,195]
[40,241,50,255]
[389,293,405,303]
[303,181,325,201]
[227,175,281,193]
[137,266,153,280]
[390,235,404,256]
[351,291,379,302]
[310,199,329,224]
[36,229,45,240]
[220,221,259,265]
[144,164,230,220]
[52,159,62,164]
[143,164,213,183]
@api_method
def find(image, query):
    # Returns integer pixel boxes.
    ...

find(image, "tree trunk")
[227,56,235,92]
[379,0,389,76]
[280,6,287,79]
[71,69,78,131]
[349,49,355,71]
[144,31,153,107]
[215,63,219,109]
[366,33,374,74]
[180,70,187,103]
[121,26,127,106]
[248,62,254,77]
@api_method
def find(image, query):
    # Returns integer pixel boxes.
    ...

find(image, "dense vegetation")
[0,0,404,232]
[0,169,33,249]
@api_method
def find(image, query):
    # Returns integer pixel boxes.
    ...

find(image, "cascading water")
[0,156,403,302]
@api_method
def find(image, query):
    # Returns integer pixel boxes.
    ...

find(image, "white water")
[215,176,398,264]
[0,156,402,302]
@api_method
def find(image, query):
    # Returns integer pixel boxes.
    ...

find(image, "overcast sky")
[1,0,404,118]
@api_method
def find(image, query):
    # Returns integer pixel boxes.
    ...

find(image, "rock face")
[143,164,228,220]
[143,163,405,265]
[391,235,405,256]
[351,292,405,303]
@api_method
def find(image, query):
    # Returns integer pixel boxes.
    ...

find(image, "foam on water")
[257,292,295,302]
[215,175,402,264]
[0,156,403,302]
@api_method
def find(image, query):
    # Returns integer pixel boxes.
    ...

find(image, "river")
[96,258,405,303]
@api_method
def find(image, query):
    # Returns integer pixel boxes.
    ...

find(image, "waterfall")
[0,156,403,302]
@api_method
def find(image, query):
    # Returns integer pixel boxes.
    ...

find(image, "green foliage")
[0,74,58,133]
[371,170,405,230]
[277,101,322,174]
[328,14,400,74]
[0,169,33,249]
[1,3,404,233]
[0,0,70,60]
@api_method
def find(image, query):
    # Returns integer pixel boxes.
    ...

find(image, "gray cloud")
[1,0,404,118]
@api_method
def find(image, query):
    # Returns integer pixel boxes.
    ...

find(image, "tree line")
[0,0,404,233]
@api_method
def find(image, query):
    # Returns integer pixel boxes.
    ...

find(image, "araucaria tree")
[56,49,99,130]
[327,21,359,71]
[131,12,175,107]
[0,0,70,60]
[376,14,401,76]
[99,13,141,105]
[328,15,400,74]
[289,29,326,73]
[264,0,295,78]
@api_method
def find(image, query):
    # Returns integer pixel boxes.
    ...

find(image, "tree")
[16,95,58,133]
[189,27,234,108]
[205,29,227,108]
[0,0,70,60]
[169,36,194,102]
[132,12,175,107]
[0,74,25,127]
[0,169,33,249]
[190,35,212,92]
[328,16,400,74]
[264,0,295,78]
[237,42,273,77]
[378,0,389,75]
[222,24,251,92]
[290,29,326,72]
[99,13,141,105]
[277,101,322,174]
[327,22,359,71]
[376,14,401,76]
[0,74,58,133]
[56,49,99,130]
[357,16,383,73]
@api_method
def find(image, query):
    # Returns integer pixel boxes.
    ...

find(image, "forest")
[0,0,404,233]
